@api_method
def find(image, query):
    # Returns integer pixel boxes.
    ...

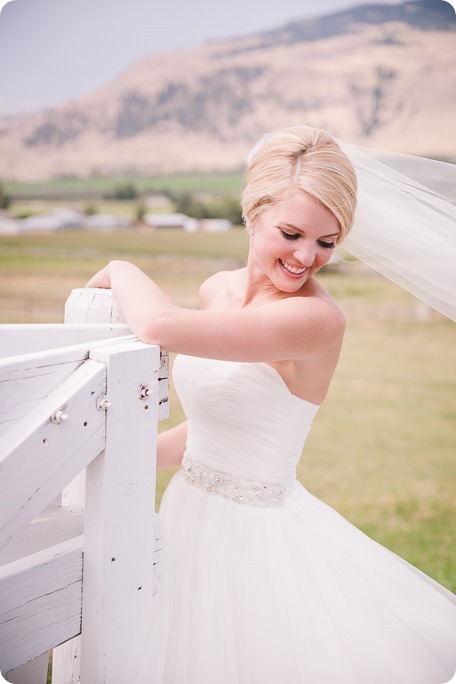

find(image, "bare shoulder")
[198,271,230,308]
[287,278,345,332]
[299,277,346,332]
[287,293,346,347]
[198,269,245,309]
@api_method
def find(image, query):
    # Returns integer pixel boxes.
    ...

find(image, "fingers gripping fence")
[0,289,169,683]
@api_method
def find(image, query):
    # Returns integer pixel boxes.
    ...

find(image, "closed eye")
[280,229,336,249]
[280,230,300,241]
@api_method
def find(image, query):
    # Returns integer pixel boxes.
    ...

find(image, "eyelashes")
[280,230,300,241]
[280,230,336,249]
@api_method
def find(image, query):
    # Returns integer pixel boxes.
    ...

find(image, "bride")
[86,125,456,683]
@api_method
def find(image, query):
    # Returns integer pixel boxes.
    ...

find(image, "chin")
[276,276,308,293]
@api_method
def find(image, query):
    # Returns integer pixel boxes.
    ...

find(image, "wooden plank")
[0,537,83,674]
[0,332,134,370]
[51,288,128,684]
[0,350,87,438]
[158,351,170,421]
[4,652,49,684]
[0,336,134,438]
[0,323,130,358]
[0,506,84,566]
[80,340,160,682]
[64,289,126,324]
[51,637,81,684]
[0,360,106,550]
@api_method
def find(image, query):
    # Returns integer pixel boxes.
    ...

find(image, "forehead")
[265,190,340,235]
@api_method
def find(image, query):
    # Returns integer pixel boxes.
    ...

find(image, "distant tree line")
[0,184,10,210]
[104,183,243,225]
[171,192,243,225]
[1,179,244,225]
[103,183,139,201]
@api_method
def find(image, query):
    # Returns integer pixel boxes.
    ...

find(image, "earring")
[250,229,255,236]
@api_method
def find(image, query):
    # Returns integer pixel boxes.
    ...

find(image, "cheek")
[317,249,334,266]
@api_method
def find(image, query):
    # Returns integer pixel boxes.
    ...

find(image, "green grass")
[4,171,244,198]
[1,229,455,592]
[301,319,456,589]
[11,198,143,219]
[0,227,248,262]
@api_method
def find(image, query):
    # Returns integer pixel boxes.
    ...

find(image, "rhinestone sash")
[181,454,286,508]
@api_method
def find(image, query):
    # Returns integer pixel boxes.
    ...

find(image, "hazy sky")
[0,0,438,118]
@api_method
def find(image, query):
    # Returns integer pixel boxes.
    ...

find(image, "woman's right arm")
[156,420,188,469]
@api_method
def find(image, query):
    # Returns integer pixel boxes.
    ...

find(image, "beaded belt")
[181,454,286,508]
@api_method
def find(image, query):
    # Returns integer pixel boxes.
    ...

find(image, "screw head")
[51,410,69,424]
[139,384,151,399]
[96,395,112,411]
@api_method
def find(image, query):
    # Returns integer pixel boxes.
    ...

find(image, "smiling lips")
[279,259,307,276]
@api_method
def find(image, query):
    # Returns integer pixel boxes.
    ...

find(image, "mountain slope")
[253,0,455,47]
[0,0,455,181]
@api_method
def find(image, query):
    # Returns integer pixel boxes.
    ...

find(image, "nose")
[293,242,316,267]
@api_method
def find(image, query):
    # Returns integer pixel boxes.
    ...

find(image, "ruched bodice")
[173,354,319,489]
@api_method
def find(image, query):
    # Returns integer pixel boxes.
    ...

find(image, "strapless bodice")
[172,355,319,489]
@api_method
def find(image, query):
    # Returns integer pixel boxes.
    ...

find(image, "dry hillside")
[0,0,455,180]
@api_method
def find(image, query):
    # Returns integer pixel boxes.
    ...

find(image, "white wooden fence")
[0,289,169,683]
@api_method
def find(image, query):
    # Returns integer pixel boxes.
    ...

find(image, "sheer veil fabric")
[338,142,456,321]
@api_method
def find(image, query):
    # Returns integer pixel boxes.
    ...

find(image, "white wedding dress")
[134,353,456,684]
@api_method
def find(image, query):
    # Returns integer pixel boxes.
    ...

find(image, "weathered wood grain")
[0,289,167,682]
[0,360,106,550]
[0,537,83,673]
[5,652,49,684]
[0,323,130,358]
[80,340,160,682]
[0,506,84,566]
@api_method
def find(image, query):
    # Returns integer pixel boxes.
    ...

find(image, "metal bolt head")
[51,410,69,424]
[139,384,151,400]
[96,395,112,411]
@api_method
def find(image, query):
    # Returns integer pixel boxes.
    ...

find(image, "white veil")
[338,142,456,323]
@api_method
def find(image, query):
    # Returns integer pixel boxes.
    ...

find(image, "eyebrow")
[281,222,340,239]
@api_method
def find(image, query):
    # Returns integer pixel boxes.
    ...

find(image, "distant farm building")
[1,209,134,234]
[19,209,85,232]
[198,219,231,232]
[0,214,19,235]
[84,214,132,231]
[144,193,173,210]
[142,213,199,232]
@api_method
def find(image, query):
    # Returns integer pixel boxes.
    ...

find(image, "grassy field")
[4,170,244,199]
[1,229,455,593]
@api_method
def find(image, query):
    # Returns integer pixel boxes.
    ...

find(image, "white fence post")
[62,288,128,506]
[52,289,123,684]
[80,338,161,682]
[52,289,166,684]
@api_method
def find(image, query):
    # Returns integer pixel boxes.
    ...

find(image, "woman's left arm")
[86,260,176,332]
[86,260,344,363]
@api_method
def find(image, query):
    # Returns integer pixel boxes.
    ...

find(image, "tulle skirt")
[129,472,456,684]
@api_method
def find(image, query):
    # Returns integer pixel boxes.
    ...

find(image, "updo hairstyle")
[242,126,357,242]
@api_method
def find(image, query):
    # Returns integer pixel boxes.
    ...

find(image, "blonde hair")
[242,126,357,242]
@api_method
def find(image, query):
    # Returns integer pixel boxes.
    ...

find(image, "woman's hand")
[85,263,113,289]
